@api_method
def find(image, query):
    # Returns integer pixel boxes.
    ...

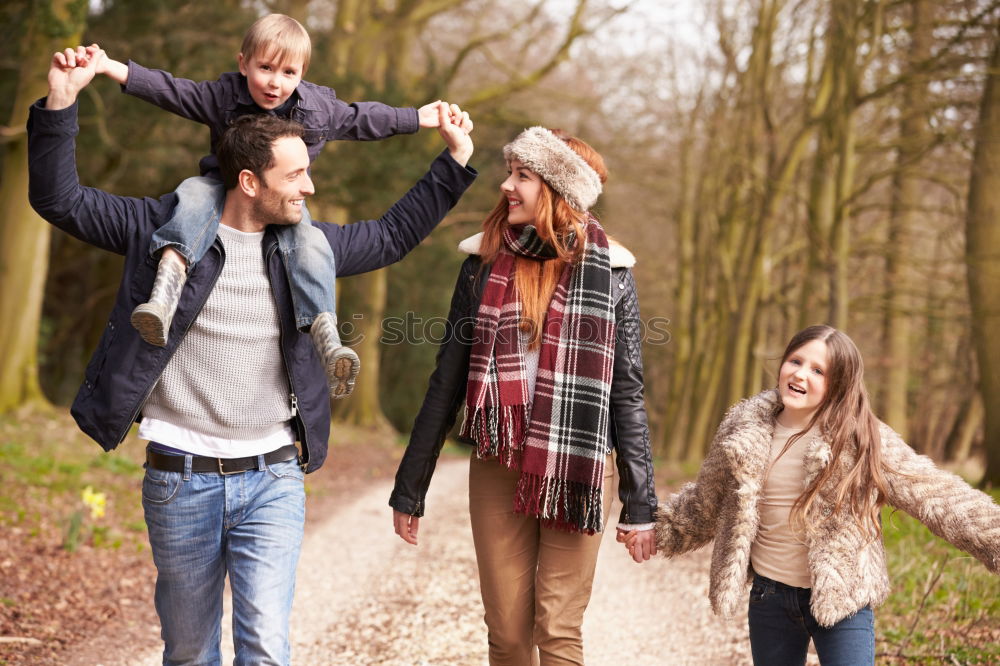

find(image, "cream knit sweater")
[142,225,294,439]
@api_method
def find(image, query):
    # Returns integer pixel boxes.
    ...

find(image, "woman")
[390,127,658,664]
[634,325,1000,664]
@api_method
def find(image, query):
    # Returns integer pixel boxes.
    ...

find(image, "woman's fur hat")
[503,127,603,212]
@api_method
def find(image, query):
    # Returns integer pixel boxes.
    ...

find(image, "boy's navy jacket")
[26,99,475,472]
[123,61,420,175]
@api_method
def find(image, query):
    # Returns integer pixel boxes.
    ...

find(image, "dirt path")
[85,459,758,665]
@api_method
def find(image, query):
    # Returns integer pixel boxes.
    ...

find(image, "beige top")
[750,423,814,588]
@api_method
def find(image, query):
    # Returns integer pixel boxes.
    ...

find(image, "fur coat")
[655,389,1000,627]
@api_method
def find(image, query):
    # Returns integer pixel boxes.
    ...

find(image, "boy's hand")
[72,42,129,85]
[418,101,443,128]
[419,100,474,132]
[47,44,104,110]
[436,101,473,166]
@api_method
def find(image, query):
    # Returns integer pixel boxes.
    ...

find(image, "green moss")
[877,490,1000,663]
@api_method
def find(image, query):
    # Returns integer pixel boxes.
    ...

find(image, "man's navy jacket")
[26,99,476,472]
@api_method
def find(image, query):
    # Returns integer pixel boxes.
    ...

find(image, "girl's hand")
[620,529,657,563]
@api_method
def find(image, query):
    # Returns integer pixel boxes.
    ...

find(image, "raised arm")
[32,46,164,253]
[319,102,475,275]
[881,425,1000,573]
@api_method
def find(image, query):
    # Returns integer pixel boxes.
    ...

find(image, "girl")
[632,325,1000,664]
[390,127,658,664]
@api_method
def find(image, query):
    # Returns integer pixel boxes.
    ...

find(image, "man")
[29,45,475,664]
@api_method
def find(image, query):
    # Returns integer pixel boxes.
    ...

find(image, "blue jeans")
[142,453,306,666]
[151,176,336,330]
[748,573,875,666]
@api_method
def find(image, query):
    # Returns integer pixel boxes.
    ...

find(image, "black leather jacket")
[390,254,658,526]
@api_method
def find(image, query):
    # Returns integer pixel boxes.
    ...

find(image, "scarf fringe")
[465,404,527,470]
[513,472,604,535]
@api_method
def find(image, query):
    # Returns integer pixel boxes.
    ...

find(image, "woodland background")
[1,0,999,477]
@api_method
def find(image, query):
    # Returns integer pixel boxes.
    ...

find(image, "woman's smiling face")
[500,159,543,225]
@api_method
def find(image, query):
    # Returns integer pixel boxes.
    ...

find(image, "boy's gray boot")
[130,255,186,347]
[310,311,361,399]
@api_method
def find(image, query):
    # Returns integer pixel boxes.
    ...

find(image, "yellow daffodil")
[81,486,107,520]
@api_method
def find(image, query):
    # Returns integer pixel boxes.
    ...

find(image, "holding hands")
[418,100,474,133]
[431,101,474,167]
[47,44,105,110]
[617,528,657,564]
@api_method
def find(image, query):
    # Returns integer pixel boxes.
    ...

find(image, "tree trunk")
[943,393,984,464]
[0,0,86,413]
[330,271,391,428]
[879,0,934,436]
[965,36,1000,486]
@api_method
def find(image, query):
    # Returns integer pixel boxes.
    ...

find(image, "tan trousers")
[468,452,614,666]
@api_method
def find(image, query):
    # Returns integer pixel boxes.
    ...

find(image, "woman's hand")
[436,101,473,167]
[617,528,657,563]
[393,509,421,546]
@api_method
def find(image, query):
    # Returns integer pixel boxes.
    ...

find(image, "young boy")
[95,13,457,399]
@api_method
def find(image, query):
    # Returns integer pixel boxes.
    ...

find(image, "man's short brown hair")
[217,115,305,190]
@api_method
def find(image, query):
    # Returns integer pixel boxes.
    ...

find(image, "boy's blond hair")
[241,13,311,73]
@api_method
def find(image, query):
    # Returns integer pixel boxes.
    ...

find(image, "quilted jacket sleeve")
[389,258,481,516]
[609,268,658,525]
[881,424,1000,573]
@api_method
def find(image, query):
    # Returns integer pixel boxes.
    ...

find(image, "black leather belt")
[145,444,300,475]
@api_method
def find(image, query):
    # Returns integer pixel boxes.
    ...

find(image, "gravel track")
[106,459,759,665]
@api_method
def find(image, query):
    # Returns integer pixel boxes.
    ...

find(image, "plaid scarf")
[460,219,615,533]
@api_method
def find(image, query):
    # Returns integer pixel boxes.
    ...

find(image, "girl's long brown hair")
[479,131,608,348]
[781,326,889,539]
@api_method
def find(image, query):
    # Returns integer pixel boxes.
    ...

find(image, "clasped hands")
[616,527,657,564]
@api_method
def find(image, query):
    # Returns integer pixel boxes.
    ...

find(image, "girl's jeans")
[748,572,875,665]
[151,176,335,330]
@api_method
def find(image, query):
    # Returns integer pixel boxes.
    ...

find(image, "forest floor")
[1,406,997,665]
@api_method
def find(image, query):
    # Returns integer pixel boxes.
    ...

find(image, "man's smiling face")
[251,135,314,226]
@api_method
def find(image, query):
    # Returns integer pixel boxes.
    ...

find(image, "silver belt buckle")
[218,458,246,475]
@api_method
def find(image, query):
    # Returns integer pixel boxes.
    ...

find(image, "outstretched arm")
[882,425,1000,573]
[320,102,475,276]
[95,53,129,85]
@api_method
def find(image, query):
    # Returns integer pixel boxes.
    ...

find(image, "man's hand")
[393,509,420,546]
[436,101,473,167]
[47,44,104,110]
[418,100,475,131]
